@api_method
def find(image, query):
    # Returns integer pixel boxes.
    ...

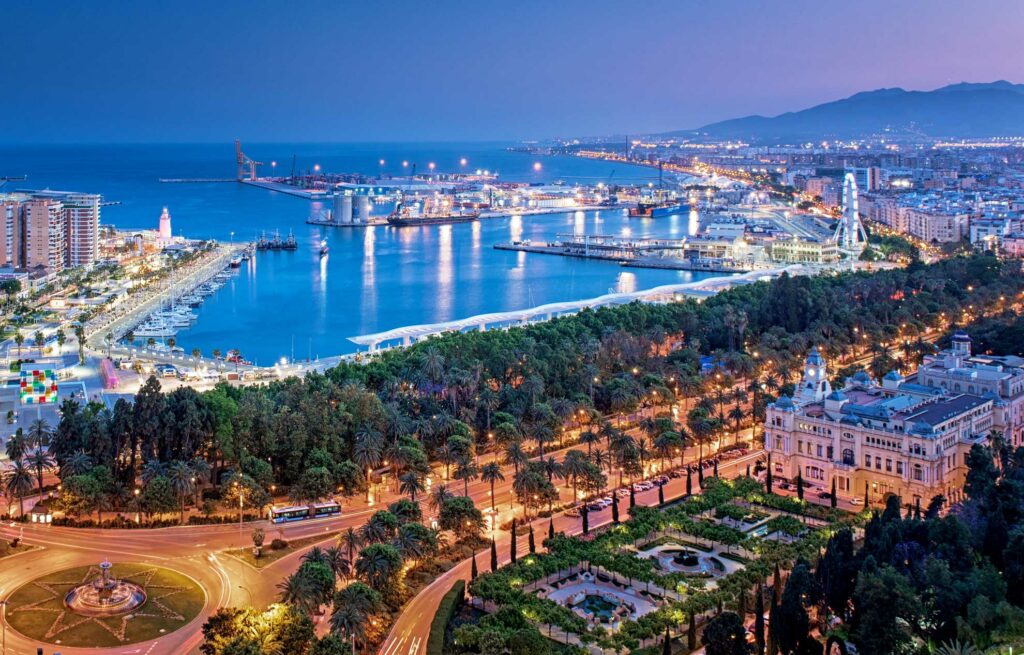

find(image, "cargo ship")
[386,199,479,227]
[628,200,690,218]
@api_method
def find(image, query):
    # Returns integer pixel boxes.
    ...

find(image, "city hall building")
[763,332,1019,507]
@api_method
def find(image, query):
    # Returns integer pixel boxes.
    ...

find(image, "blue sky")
[3,0,1022,143]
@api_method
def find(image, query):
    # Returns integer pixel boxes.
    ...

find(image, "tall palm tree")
[578,430,600,457]
[339,527,362,565]
[502,441,528,477]
[27,418,51,449]
[4,459,34,516]
[26,448,54,500]
[355,545,401,591]
[428,483,455,515]
[277,572,318,616]
[398,470,425,501]
[453,456,479,496]
[323,545,351,580]
[479,462,504,513]
[561,450,589,503]
[167,461,196,524]
[5,429,27,462]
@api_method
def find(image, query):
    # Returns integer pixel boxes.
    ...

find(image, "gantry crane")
[235,140,263,181]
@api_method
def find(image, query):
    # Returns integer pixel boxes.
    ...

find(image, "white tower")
[794,347,832,406]
[833,173,868,259]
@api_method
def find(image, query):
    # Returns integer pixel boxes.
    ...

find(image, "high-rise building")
[0,198,22,268]
[22,198,65,273]
[62,193,101,268]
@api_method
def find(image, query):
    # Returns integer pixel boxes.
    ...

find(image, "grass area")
[0,543,40,560]
[5,563,205,648]
[224,531,340,569]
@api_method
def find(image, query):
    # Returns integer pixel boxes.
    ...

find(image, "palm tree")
[27,418,51,450]
[4,429,27,462]
[561,450,589,503]
[453,456,479,496]
[339,527,362,565]
[480,462,504,512]
[277,572,318,616]
[26,448,54,500]
[502,441,528,477]
[323,545,350,580]
[4,459,34,516]
[55,329,66,354]
[398,470,425,501]
[428,483,455,515]
[14,331,23,357]
[61,450,93,478]
[579,430,600,457]
[541,456,563,485]
[355,545,402,591]
[167,461,196,524]
[141,459,166,484]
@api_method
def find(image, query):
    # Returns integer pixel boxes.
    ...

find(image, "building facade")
[764,339,999,507]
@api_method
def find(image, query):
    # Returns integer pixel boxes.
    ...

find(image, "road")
[0,422,761,655]
[378,450,764,655]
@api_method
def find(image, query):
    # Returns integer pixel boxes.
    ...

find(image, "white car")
[849,496,864,506]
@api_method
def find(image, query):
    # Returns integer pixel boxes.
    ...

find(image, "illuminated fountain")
[64,560,146,617]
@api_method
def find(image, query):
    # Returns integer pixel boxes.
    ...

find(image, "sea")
[0,143,718,365]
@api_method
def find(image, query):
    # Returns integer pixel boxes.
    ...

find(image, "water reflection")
[573,210,585,236]
[436,225,453,319]
[688,209,699,237]
[362,226,377,331]
[509,214,523,242]
[617,271,637,294]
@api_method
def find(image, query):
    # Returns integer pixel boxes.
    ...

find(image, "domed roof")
[826,390,848,401]
[851,370,873,384]
[952,330,972,342]
[805,347,825,366]
[883,370,903,381]
[773,395,795,410]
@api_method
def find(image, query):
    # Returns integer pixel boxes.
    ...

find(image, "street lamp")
[0,598,7,655]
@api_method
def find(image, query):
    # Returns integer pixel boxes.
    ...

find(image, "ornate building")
[763,334,1011,507]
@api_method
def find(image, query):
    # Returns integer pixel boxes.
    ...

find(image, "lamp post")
[238,585,253,606]
[0,598,7,655]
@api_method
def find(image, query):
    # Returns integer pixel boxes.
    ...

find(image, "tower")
[794,347,831,406]
[833,172,868,259]
[158,207,172,242]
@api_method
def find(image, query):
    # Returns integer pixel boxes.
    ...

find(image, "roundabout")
[5,561,206,648]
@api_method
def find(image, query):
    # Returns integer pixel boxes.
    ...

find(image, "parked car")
[850,496,864,506]
[817,491,833,499]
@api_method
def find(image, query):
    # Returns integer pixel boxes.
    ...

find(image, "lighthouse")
[158,206,172,243]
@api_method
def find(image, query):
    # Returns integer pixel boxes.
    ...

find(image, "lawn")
[224,531,340,569]
[5,563,206,648]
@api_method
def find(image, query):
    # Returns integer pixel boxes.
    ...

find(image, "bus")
[268,501,341,524]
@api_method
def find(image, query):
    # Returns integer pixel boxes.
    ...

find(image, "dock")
[494,233,755,273]
[159,178,237,183]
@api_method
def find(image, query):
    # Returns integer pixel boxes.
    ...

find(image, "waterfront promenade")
[83,243,248,349]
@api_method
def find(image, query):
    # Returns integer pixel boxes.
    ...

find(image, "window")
[865,454,872,467]
[843,449,855,466]
[897,461,904,475]
[912,465,923,481]
[798,440,803,454]
[886,459,892,472]
[875,456,882,470]
[827,446,834,460]
[816,444,823,457]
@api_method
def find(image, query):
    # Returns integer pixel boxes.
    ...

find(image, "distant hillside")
[669,81,1024,142]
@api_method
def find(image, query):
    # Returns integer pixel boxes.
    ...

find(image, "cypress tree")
[661,626,672,655]
[686,468,692,496]
[713,459,719,478]
[528,524,536,554]
[548,517,555,540]
[755,583,765,655]
[746,464,751,478]
[796,473,804,501]
[630,484,637,508]
[658,484,665,507]
[698,463,705,487]
[490,538,498,571]
[582,504,589,535]
[830,478,837,509]
[766,454,773,493]
[914,496,922,520]
[510,518,517,563]
[687,610,697,650]
[470,551,478,580]
[612,494,620,524]
[864,480,869,508]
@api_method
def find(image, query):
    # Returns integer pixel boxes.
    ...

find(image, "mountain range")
[669,81,1024,142]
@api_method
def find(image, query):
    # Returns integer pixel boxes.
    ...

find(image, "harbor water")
[1,143,716,365]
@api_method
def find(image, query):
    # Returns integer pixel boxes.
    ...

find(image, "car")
[565,507,581,517]
[667,470,684,479]
[778,481,791,490]
[634,482,653,491]
[817,491,833,499]
[653,476,669,485]
[615,488,630,498]
[587,502,604,511]
[850,496,864,506]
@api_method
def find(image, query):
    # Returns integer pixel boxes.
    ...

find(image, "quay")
[83,242,249,347]
[494,233,754,273]
[158,178,237,183]
[307,204,618,229]
[241,179,332,199]
[347,265,807,351]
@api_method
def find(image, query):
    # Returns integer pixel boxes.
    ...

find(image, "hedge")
[428,580,465,655]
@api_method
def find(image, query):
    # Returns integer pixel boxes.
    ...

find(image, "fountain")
[64,560,147,617]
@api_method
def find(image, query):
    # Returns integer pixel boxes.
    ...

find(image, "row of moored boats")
[131,268,237,340]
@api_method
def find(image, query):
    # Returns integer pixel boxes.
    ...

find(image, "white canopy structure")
[348,265,808,352]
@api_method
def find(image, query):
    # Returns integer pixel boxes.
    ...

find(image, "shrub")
[428,580,464,655]
[270,538,289,550]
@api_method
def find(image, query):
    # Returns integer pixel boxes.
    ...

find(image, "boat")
[319,240,329,257]
[229,256,242,268]
[283,231,298,250]
[628,200,689,218]
[387,199,479,227]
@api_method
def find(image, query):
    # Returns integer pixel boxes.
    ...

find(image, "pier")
[494,233,756,273]
[347,265,806,351]
[83,242,249,347]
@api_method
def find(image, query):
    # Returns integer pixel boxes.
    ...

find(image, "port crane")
[235,140,263,181]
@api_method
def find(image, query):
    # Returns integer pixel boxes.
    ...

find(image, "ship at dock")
[628,199,690,218]
[386,197,479,227]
